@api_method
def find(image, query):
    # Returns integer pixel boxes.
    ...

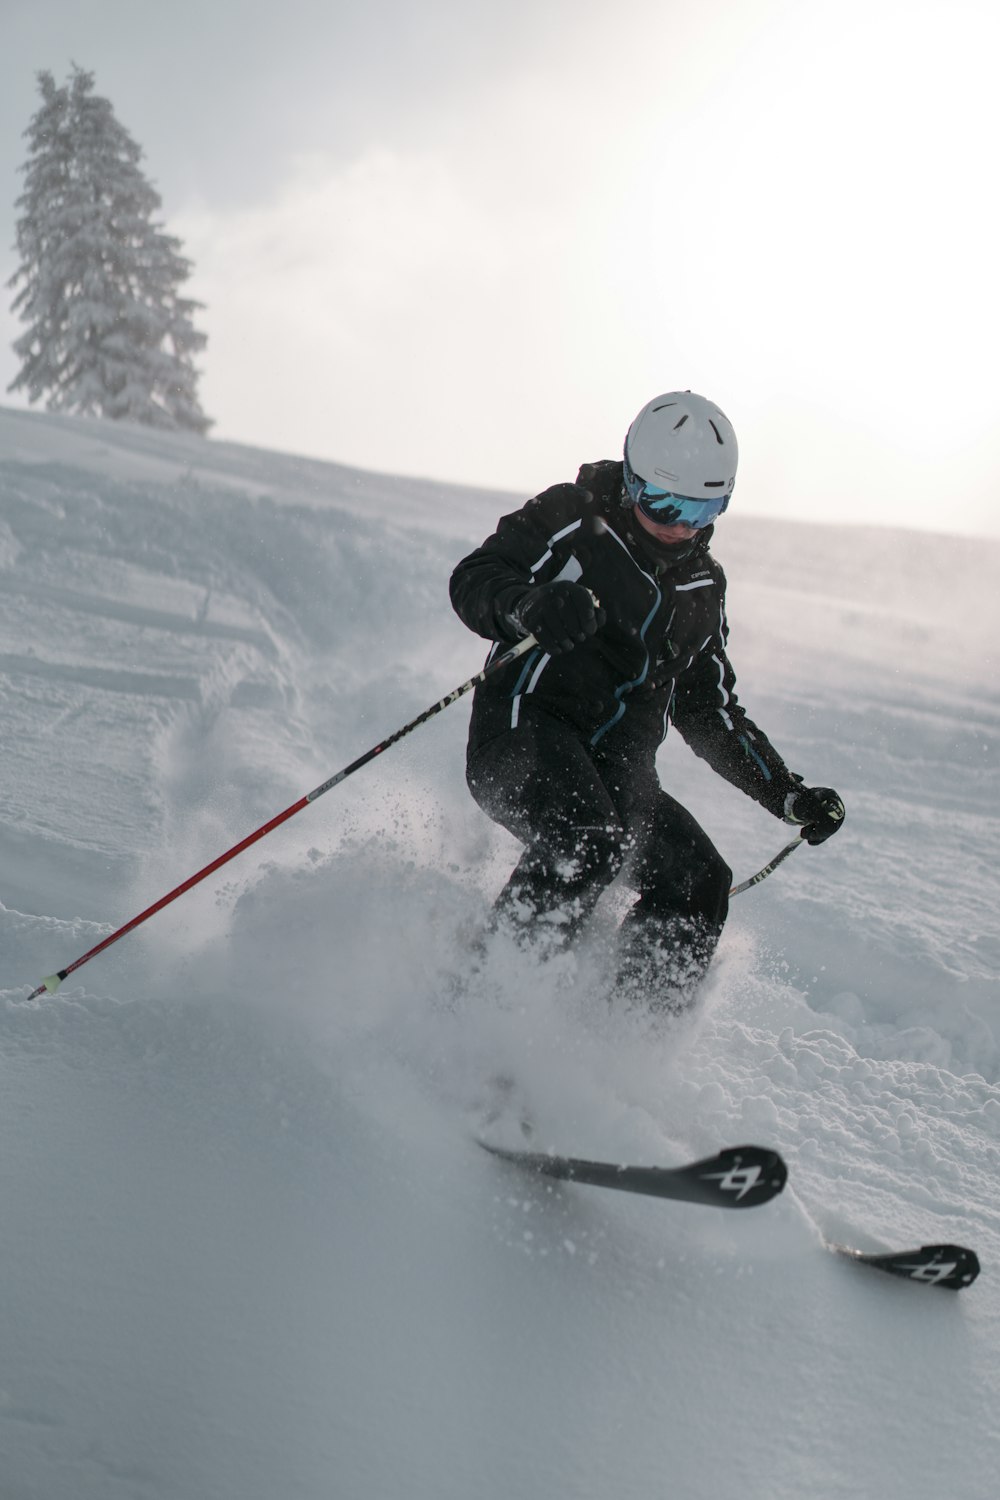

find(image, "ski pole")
[26,634,541,1001]
[729,833,803,897]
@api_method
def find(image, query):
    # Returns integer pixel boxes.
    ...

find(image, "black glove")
[784,785,845,845]
[510,581,605,655]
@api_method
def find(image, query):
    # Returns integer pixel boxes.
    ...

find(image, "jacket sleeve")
[449,484,587,643]
[669,618,802,819]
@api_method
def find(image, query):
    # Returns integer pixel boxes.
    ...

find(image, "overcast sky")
[3,0,999,537]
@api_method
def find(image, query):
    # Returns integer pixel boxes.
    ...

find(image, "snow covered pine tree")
[7,66,212,433]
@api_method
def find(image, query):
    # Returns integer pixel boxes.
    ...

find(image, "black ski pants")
[467,709,732,997]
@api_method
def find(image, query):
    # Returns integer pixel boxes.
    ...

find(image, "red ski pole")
[26,634,540,1000]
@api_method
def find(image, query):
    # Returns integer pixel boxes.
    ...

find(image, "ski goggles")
[635,487,730,530]
[623,456,730,529]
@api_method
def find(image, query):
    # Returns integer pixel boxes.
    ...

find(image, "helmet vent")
[673,414,689,430]
[708,420,723,444]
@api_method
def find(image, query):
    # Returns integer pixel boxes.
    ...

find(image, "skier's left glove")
[783,785,845,845]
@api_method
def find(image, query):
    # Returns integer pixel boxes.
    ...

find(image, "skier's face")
[632,505,698,546]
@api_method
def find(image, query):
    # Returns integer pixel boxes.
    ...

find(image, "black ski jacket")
[449,460,801,819]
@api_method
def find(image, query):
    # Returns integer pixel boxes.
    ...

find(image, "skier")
[449,391,844,1008]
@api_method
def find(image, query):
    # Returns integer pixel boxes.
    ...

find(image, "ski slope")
[2,405,999,1500]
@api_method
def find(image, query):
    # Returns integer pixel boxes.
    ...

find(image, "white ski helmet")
[624,391,738,505]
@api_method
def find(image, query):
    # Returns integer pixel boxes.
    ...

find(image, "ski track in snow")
[2,406,1000,1500]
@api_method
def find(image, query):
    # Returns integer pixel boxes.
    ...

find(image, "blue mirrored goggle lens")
[637,487,729,529]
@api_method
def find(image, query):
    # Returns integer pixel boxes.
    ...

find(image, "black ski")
[479,1141,787,1209]
[480,1138,980,1286]
[828,1241,980,1290]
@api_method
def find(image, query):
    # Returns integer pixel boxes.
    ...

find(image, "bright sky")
[3,0,999,537]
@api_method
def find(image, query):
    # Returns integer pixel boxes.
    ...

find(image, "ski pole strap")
[729,834,803,897]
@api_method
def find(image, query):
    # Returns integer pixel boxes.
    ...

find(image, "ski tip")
[831,1241,981,1290]
[477,1139,788,1209]
[704,1144,789,1205]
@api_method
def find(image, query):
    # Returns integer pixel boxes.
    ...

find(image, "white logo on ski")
[900,1259,959,1285]
[701,1163,763,1201]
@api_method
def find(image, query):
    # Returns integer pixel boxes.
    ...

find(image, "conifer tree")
[7,67,212,433]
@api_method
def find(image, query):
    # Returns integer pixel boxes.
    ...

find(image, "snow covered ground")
[2,405,999,1500]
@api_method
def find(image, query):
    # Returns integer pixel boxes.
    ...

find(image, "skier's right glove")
[783,785,845,845]
[509,581,605,655]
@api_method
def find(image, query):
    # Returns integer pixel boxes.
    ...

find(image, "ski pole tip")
[27,974,62,1001]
